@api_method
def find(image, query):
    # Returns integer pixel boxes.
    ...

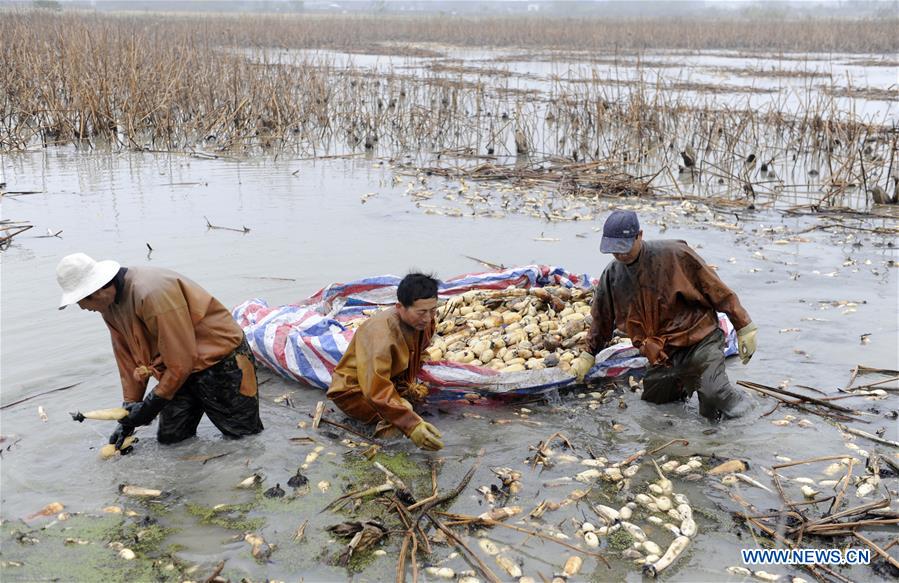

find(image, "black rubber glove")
[108,423,135,450]
[122,390,169,428]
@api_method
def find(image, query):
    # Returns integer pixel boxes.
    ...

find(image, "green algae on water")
[344,451,424,483]
[186,502,264,532]
[0,513,186,583]
[608,528,635,551]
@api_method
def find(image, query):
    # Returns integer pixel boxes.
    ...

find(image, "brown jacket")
[103,267,244,402]
[326,308,433,435]
[588,240,751,365]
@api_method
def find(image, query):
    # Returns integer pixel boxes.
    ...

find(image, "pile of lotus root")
[426,286,595,377]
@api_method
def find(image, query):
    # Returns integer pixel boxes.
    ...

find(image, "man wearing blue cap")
[587,211,758,420]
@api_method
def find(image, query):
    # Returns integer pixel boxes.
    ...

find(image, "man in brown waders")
[56,253,263,451]
[587,211,758,420]
[327,273,444,451]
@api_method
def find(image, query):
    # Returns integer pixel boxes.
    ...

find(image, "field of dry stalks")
[1,10,897,209]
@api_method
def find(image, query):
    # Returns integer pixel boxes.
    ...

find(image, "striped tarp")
[233,265,737,399]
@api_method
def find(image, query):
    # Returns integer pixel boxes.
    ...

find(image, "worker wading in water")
[327,273,444,451]
[587,211,758,420]
[56,253,263,450]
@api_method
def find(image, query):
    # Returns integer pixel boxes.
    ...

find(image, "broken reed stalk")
[393,498,421,583]
[738,381,858,414]
[855,365,899,376]
[640,439,690,465]
[0,382,82,410]
[826,458,855,516]
[204,216,250,233]
[530,431,573,469]
[429,459,439,496]
[799,498,890,531]
[0,225,33,248]
[621,438,689,466]
[396,532,410,583]
[437,512,609,566]
[737,381,866,422]
[733,480,894,579]
[740,513,848,583]
[854,532,899,570]
[827,457,855,515]
[805,518,899,534]
[838,424,899,448]
[293,519,308,542]
[374,462,416,502]
[202,559,227,583]
[851,375,899,390]
[771,455,849,470]
[393,496,432,558]
[323,482,394,512]
[732,499,847,583]
[426,514,502,583]
[409,534,420,583]
[770,470,803,518]
[413,455,482,524]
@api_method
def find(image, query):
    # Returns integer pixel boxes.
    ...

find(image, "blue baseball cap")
[600,210,640,254]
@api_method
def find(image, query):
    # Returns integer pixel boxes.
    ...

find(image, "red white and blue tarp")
[233,265,737,399]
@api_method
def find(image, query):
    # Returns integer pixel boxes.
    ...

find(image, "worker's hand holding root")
[737,322,758,365]
[408,421,443,451]
[110,390,170,449]
[109,423,136,451]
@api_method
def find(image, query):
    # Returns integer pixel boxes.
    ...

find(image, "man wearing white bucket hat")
[56,253,263,450]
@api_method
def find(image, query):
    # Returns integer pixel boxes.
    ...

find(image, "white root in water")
[620,521,647,542]
[563,556,582,577]
[478,539,500,556]
[494,555,521,578]
[662,523,682,536]
[85,407,130,420]
[119,485,162,498]
[643,536,690,578]
[237,473,263,488]
[680,518,697,538]
[734,473,773,493]
[641,540,662,556]
[593,504,620,524]
[653,496,673,511]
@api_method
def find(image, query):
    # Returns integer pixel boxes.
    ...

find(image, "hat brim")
[58,260,121,309]
[600,236,636,254]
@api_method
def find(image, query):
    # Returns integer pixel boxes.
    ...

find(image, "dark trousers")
[157,339,264,444]
[641,329,750,420]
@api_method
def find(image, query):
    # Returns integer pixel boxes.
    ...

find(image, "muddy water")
[1,148,897,582]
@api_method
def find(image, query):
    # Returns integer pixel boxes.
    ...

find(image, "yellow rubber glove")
[408,421,444,451]
[571,352,596,383]
[737,322,758,365]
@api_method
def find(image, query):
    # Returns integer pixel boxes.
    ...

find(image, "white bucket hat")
[56,253,121,309]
